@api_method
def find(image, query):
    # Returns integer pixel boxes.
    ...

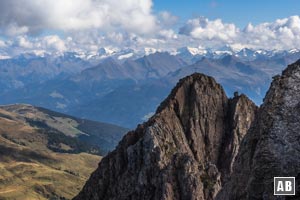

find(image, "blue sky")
[153,0,300,27]
[0,0,300,56]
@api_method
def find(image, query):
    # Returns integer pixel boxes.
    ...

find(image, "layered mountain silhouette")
[2,51,299,128]
[74,60,300,199]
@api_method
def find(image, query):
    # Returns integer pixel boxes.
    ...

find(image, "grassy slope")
[1,104,129,153]
[0,108,101,200]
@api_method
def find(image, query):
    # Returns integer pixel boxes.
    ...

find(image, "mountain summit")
[74,73,257,200]
[74,60,300,200]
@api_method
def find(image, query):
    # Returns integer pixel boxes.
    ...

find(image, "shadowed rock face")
[74,73,257,200]
[217,60,300,200]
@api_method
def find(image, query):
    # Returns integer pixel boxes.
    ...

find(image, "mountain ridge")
[75,60,300,199]
[74,73,257,200]
[217,59,300,199]
[2,50,300,129]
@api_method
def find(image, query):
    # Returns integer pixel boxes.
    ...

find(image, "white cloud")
[41,35,66,51]
[241,15,300,49]
[158,11,179,27]
[0,0,157,36]
[179,15,300,50]
[4,23,29,36]
[159,29,178,39]
[4,35,68,56]
[179,17,239,45]
[180,17,239,41]
[178,17,240,48]
[0,40,6,47]
[17,36,33,48]
[0,3,300,57]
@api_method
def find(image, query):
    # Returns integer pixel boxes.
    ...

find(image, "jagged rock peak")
[74,73,257,200]
[217,59,300,199]
[156,73,225,114]
[282,58,300,76]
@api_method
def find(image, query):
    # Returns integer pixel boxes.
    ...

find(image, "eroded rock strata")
[217,60,300,199]
[74,73,257,200]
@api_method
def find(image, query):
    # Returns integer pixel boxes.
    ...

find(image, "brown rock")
[74,73,257,200]
[217,60,300,199]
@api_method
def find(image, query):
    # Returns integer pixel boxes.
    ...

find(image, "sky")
[0,0,300,58]
[153,0,300,27]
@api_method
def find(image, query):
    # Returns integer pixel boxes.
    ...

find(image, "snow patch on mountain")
[118,53,134,60]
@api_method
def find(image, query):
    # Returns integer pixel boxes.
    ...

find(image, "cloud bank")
[179,16,300,50]
[0,0,157,35]
[0,0,299,57]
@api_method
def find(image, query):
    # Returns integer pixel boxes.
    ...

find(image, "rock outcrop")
[217,60,300,199]
[74,73,257,200]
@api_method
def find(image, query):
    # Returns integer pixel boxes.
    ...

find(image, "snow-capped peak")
[0,55,11,60]
[177,46,207,56]
[143,47,159,56]
[118,53,134,60]
[288,48,300,53]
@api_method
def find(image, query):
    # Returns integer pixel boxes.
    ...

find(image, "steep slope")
[217,60,300,199]
[74,73,257,200]
[0,107,101,200]
[219,94,257,180]
[0,104,128,153]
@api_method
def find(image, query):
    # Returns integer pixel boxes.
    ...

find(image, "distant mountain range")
[1,47,300,128]
[176,46,300,63]
[2,46,299,65]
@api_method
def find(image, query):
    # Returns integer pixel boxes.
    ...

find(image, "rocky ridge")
[74,60,300,200]
[217,60,300,199]
[74,73,257,200]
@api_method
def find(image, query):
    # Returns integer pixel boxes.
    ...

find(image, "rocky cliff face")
[217,60,300,199]
[74,73,257,200]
